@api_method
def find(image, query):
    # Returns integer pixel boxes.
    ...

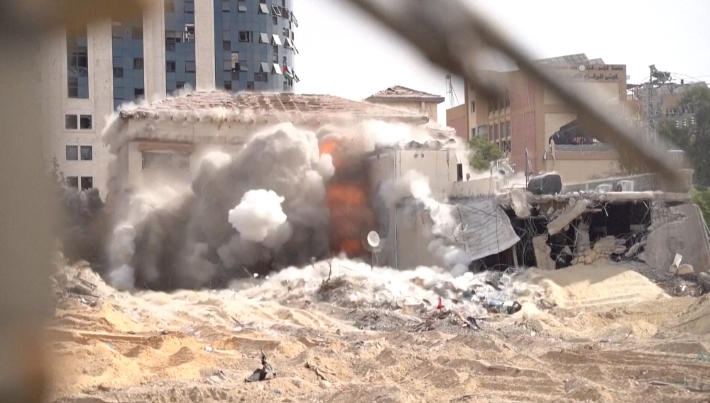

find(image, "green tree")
[692,187,710,225]
[468,135,504,171]
[658,86,710,186]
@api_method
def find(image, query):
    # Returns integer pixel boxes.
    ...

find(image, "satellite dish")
[366,231,380,249]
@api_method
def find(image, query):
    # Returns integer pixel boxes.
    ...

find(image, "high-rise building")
[40,0,299,199]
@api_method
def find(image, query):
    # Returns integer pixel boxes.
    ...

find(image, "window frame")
[66,145,79,161]
[80,145,93,161]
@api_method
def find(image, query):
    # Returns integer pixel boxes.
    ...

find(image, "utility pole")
[643,65,671,143]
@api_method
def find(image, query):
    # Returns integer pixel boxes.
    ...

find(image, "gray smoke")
[380,169,474,275]
[96,102,478,290]
[104,123,333,290]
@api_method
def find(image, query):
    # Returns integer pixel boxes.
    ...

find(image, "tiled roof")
[118,91,430,123]
[365,85,445,103]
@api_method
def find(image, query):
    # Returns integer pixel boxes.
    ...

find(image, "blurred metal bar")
[0,2,143,402]
[342,0,680,182]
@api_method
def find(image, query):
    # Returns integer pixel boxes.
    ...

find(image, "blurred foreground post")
[0,2,143,401]
[0,33,55,403]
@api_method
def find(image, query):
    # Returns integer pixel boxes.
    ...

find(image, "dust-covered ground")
[47,259,710,403]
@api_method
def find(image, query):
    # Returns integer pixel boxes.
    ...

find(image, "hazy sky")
[294,0,710,124]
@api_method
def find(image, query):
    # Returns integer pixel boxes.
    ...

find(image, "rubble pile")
[499,189,710,297]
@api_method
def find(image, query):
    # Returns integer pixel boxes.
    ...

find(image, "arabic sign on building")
[544,64,626,82]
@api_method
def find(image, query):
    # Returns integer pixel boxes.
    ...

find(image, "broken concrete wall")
[643,204,710,274]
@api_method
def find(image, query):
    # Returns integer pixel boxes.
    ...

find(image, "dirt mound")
[527,263,669,311]
[675,293,710,335]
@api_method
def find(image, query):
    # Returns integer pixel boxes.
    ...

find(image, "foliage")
[658,86,710,186]
[617,86,710,184]
[692,187,710,225]
[468,135,503,171]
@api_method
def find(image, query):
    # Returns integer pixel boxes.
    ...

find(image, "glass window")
[66,145,78,161]
[133,58,144,69]
[272,16,277,24]
[113,67,124,78]
[238,1,246,12]
[222,0,229,11]
[223,60,232,71]
[185,61,196,72]
[247,81,254,90]
[79,115,92,129]
[238,31,252,42]
[80,146,93,161]
[68,77,79,98]
[223,40,231,51]
[166,60,176,72]
[65,115,78,130]
[66,176,79,189]
[81,177,93,190]
[184,2,194,13]
[259,4,269,14]
[470,101,475,113]
[135,88,144,97]
[224,81,232,90]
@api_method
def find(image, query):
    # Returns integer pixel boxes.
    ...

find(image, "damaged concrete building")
[103,90,710,278]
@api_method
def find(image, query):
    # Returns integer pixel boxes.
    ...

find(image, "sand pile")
[675,293,710,335]
[524,263,669,311]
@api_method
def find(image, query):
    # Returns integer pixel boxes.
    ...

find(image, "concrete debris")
[624,241,645,258]
[547,200,591,235]
[571,236,626,265]
[533,235,556,270]
[697,272,710,293]
[644,204,710,275]
[509,189,531,218]
[245,350,276,382]
[593,236,627,256]
[574,223,591,253]
[676,264,695,276]
[669,254,683,274]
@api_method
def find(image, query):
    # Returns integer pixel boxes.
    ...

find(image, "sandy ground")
[47,260,710,403]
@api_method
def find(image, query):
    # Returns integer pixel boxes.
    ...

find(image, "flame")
[325,185,366,207]
[319,140,337,156]
[319,138,377,257]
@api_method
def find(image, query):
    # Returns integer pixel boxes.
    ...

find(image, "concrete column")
[195,0,216,90]
[143,0,167,102]
[88,18,114,199]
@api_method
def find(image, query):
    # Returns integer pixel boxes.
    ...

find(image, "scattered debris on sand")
[47,255,710,403]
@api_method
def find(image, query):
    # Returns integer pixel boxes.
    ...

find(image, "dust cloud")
[59,114,482,291]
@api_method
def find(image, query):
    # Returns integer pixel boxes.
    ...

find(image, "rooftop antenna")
[445,74,459,107]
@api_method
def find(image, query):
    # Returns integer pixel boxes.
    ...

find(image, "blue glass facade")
[111,19,145,110]
[67,26,89,99]
[165,0,197,93]
[213,0,296,92]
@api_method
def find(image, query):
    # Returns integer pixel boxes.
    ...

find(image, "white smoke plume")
[228,189,293,248]
[91,99,480,291]
[102,123,333,290]
[379,169,474,272]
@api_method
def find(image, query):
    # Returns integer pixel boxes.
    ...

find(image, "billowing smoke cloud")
[228,189,293,247]
[379,169,473,274]
[89,101,481,290]
[103,123,334,290]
